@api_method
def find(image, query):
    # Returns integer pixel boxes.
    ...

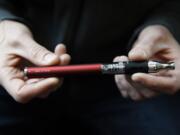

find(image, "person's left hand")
[114,25,180,101]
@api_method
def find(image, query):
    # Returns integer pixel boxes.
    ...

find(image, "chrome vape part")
[148,61,175,73]
[101,62,125,74]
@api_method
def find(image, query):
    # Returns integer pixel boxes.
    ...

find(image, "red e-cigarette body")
[24,64,102,78]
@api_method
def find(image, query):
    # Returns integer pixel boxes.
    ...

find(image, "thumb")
[22,39,59,66]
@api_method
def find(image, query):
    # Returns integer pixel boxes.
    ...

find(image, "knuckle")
[151,26,170,42]
[5,25,31,45]
[140,25,169,44]
[148,31,165,44]
[29,45,47,59]
[6,37,22,49]
[0,21,32,49]
[6,32,28,47]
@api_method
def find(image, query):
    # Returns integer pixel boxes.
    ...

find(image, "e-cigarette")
[24,61,175,78]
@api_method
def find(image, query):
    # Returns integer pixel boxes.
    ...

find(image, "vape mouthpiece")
[148,61,175,73]
[159,62,175,70]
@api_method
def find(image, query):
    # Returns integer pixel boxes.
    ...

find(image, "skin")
[114,25,180,101]
[0,20,70,103]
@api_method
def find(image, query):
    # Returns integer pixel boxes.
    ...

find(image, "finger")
[132,73,176,94]
[1,67,62,103]
[131,82,159,98]
[115,75,128,98]
[113,55,129,62]
[138,88,158,98]
[38,78,64,98]
[114,56,143,100]
[25,78,48,92]
[114,56,129,98]
[121,75,144,101]
[54,44,71,65]
[55,44,67,55]
[60,54,71,65]
[125,74,159,99]
[21,38,60,66]
[9,77,61,103]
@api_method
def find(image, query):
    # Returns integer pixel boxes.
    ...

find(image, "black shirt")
[0,1,180,134]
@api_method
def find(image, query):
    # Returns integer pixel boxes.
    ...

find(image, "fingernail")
[113,57,120,62]
[44,54,57,62]
[58,43,66,48]
[132,73,141,81]
[113,56,128,62]
[132,73,144,84]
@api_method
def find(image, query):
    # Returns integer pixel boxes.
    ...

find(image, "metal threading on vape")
[101,62,125,74]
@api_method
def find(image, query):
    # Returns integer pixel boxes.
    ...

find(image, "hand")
[114,25,180,100]
[0,20,70,103]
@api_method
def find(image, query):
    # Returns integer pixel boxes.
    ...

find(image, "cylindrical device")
[24,64,102,78]
[24,61,175,78]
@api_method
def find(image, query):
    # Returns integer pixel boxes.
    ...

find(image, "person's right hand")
[0,20,70,103]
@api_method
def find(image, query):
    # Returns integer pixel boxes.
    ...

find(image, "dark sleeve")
[128,0,180,50]
[0,0,29,25]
